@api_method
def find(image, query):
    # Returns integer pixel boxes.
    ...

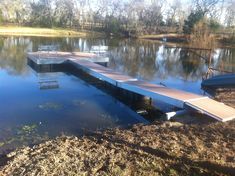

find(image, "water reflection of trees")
[0,37,31,75]
[0,36,108,76]
[109,39,159,80]
[0,36,234,80]
[212,48,235,73]
[109,40,210,81]
[109,39,235,82]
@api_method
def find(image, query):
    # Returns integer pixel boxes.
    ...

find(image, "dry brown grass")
[0,26,103,37]
[189,19,217,49]
[138,33,186,39]
[214,88,235,108]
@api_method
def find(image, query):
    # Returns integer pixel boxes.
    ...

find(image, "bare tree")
[0,0,231,36]
[0,0,31,24]
[54,0,76,27]
[193,0,221,15]
[225,0,235,27]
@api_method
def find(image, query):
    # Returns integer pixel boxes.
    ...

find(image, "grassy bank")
[0,26,103,37]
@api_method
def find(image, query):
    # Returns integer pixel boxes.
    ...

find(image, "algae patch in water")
[17,124,37,135]
[0,142,5,147]
[38,102,62,110]
[0,123,49,150]
[72,99,87,106]
[0,124,38,147]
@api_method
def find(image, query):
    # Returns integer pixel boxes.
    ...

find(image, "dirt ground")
[214,88,235,109]
[0,89,235,176]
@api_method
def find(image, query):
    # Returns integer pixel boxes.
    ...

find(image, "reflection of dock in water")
[28,59,61,90]
[28,51,110,91]
[28,51,109,65]
[39,80,59,90]
[27,51,235,122]
[27,51,160,121]
[37,72,60,90]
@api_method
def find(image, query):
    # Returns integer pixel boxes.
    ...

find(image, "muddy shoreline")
[1,89,235,175]
[1,118,235,175]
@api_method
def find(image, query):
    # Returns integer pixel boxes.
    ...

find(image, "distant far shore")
[138,33,188,43]
[0,26,104,38]
[138,33,235,48]
[0,26,234,48]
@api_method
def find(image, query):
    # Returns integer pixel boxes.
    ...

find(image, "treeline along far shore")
[0,0,234,40]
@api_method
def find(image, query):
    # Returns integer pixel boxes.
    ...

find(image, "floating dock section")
[28,51,235,122]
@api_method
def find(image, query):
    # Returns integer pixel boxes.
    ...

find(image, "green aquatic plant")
[20,124,37,134]
[38,102,62,110]
[0,142,5,147]
[0,124,49,149]
[0,137,20,147]
[1,124,38,146]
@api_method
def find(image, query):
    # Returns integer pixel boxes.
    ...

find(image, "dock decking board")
[119,80,203,108]
[27,51,235,122]
[27,51,109,65]
[70,59,137,82]
[185,98,235,122]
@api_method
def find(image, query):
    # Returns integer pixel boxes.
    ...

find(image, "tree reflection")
[109,40,215,82]
[109,39,159,80]
[109,39,235,83]
[213,48,235,73]
[179,49,205,80]
[0,36,234,81]
[0,37,31,75]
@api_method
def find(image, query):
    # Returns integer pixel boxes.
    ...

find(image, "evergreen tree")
[183,10,204,34]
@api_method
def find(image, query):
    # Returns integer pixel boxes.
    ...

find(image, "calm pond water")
[0,36,234,153]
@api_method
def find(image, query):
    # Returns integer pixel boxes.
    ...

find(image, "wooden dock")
[27,51,235,122]
[27,51,109,65]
